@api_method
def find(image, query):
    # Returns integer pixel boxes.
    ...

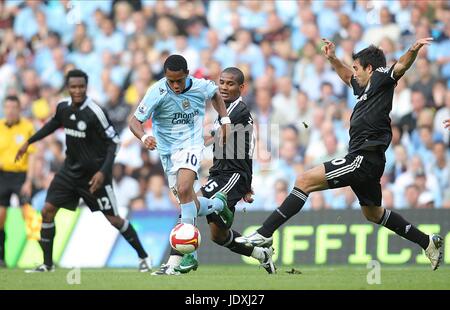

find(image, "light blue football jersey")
[135,76,218,155]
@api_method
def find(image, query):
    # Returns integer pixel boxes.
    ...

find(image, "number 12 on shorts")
[97,197,111,210]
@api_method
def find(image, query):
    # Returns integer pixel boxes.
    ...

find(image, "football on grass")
[170,223,201,254]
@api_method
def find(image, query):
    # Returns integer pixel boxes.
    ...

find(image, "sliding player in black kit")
[16,70,151,272]
[236,38,444,271]
[152,67,276,275]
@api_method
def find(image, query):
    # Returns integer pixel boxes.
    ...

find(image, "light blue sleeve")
[201,79,219,100]
[134,84,162,122]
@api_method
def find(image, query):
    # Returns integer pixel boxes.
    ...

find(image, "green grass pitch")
[1,265,449,290]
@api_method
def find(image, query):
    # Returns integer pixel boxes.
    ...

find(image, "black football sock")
[120,220,148,259]
[166,247,183,267]
[215,229,253,256]
[258,187,308,238]
[0,229,5,261]
[170,247,183,256]
[378,209,429,250]
[39,222,55,266]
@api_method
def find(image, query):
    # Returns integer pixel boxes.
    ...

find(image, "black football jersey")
[28,97,119,179]
[209,98,254,193]
[348,64,399,153]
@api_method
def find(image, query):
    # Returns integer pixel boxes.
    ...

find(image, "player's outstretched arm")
[321,38,353,86]
[129,115,156,150]
[393,37,433,80]
[15,115,61,162]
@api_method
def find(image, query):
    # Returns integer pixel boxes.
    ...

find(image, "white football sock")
[167,255,183,267]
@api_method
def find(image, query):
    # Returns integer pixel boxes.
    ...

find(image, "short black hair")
[163,54,188,73]
[5,95,20,106]
[352,45,386,70]
[65,69,88,85]
[222,67,245,85]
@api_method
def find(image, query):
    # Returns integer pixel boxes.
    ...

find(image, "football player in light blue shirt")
[129,55,234,267]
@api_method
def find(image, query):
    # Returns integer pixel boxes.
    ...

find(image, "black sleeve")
[234,108,254,140]
[241,107,254,128]
[372,63,398,88]
[93,108,120,176]
[28,103,63,143]
[232,104,253,126]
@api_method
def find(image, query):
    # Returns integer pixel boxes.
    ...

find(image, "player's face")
[219,72,243,103]
[165,69,188,94]
[352,59,372,88]
[4,99,21,124]
[67,77,87,105]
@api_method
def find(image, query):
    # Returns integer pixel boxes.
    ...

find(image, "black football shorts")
[200,172,247,228]
[324,150,386,207]
[46,171,118,216]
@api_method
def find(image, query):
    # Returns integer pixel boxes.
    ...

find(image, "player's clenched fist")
[141,134,157,150]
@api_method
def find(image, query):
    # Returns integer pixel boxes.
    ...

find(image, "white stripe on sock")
[41,222,55,229]
[120,219,129,233]
[291,189,308,201]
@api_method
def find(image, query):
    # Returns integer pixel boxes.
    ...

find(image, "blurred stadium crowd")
[0,0,449,212]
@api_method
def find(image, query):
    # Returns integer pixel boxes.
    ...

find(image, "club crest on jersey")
[159,88,166,95]
[77,120,87,131]
[182,99,190,110]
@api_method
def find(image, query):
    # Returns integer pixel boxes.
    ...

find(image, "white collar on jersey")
[364,80,371,93]
[227,96,242,114]
[68,96,90,110]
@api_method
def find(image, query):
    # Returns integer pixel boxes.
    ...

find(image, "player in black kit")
[236,38,444,271]
[152,67,275,275]
[15,70,151,272]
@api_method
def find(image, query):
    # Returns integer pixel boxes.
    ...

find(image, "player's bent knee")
[42,203,57,222]
[177,185,193,201]
[209,223,229,245]
[211,234,228,246]
[295,172,315,193]
[106,215,124,229]
[361,207,383,223]
[295,167,328,193]
[364,215,380,223]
